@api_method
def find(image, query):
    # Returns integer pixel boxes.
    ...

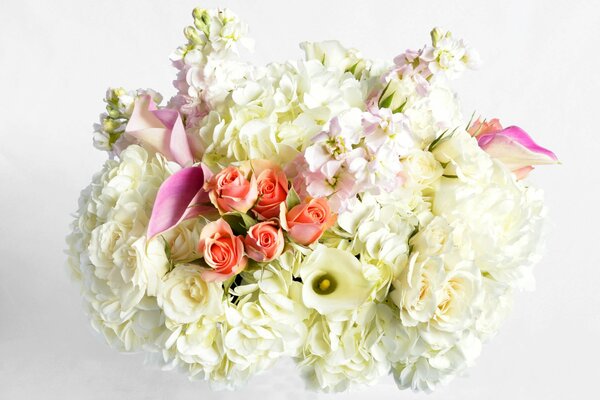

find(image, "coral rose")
[252,160,289,220]
[243,221,285,262]
[198,219,247,282]
[205,166,258,213]
[281,198,336,246]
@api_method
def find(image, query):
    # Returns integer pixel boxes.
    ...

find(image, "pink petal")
[147,166,212,240]
[477,126,558,170]
[125,95,195,166]
[513,166,534,180]
[153,108,194,167]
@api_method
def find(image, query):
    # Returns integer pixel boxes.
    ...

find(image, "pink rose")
[469,118,558,180]
[205,166,259,213]
[198,219,247,282]
[251,161,289,220]
[281,198,336,246]
[243,221,285,262]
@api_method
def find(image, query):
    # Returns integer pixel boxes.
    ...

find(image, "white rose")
[419,262,483,347]
[431,129,493,183]
[157,264,224,324]
[390,254,446,326]
[410,216,454,257]
[300,245,374,318]
[402,149,443,187]
[161,218,207,262]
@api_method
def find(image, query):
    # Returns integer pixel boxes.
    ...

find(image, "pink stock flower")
[125,95,201,166]
[469,119,558,179]
[243,221,285,262]
[281,198,336,246]
[198,219,247,282]
[251,160,289,220]
[205,166,259,213]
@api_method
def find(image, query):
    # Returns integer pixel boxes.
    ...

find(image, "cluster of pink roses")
[197,161,336,282]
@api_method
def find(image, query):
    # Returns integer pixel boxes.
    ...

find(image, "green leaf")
[428,127,458,151]
[392,99,408,114]
[378,93,394,109]
[286,187,301,210]
[222,212,257,236]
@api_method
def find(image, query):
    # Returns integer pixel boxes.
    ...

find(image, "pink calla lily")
[471,121,558,179]
[147,165,214,240]
[125,95,200,166]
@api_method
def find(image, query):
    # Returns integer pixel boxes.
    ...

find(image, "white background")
[1,0,599,399]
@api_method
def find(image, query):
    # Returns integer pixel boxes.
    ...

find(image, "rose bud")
[251,160,289,220]
[281,197,336,246]
[205,165,258,213]
[198,219,247,282]
[243,221,285,262]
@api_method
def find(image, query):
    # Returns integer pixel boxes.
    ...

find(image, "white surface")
[1,0,598,399]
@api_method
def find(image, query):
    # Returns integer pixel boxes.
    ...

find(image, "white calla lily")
[300,245,374,316]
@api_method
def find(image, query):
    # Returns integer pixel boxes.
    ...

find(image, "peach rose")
[198,219,247,282]
[252,161,289,220]
[467,118,503,137]
[205,166,258,213]
[243,221,285,262]
[281,198,336,246]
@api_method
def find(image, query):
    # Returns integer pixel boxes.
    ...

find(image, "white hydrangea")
[159,262,308,389]
[66,145,177,351]
[433,158,546,289]
[298,304,390,392]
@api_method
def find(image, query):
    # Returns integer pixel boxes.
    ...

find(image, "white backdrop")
[1,0,599,399]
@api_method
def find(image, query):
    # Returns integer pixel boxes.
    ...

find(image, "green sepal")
[285,187,301,210]
[222,212,257,236]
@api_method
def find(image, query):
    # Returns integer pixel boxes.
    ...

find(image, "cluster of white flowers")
[68,7,552,394]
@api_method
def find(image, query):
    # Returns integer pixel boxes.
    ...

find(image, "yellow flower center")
[313,274,337,295]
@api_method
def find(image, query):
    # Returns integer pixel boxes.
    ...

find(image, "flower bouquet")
[67,7,558,393]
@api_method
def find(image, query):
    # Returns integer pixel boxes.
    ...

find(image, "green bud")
[430,28,441,47]
[192,8,211,37]
[184,26,202,45]
[102,118,119,132]
[107,109,120,119]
